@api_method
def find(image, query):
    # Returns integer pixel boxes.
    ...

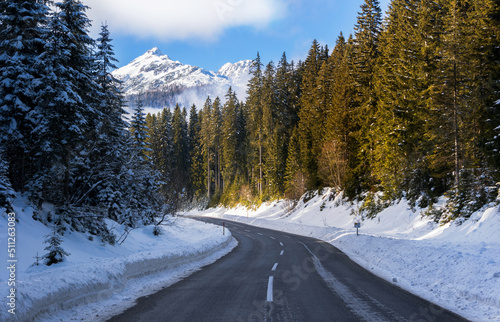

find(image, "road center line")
[280,250,284,256]
[279,242,283,246]
[258,233,263,236]
[271,263,278,271]
[270,236,275,240]
[267,276,274,302]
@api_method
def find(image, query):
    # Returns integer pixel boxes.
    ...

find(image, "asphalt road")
[108,217,467,322]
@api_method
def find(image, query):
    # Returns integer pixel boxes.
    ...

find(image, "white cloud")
[86,0,285,40]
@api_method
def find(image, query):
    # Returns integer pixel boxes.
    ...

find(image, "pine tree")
[200,97,214,199]
[43,224,70,266]
[221,88,239,190]
[91,23,129,213]
[351,0,383,191]
[321,33,356,192]
[95,23,126,133]
[297,40,324,188]
[285,127,307,200]
[0,0,50,191]
[146,109,173,198]
[188,105,205,200]
[211,98,223,193]
[261,61,279,196]
[171,105,190,198]
[246,53,265,198]
[372,0,432,199]
[31,1,98,204]
[130,98,150,161]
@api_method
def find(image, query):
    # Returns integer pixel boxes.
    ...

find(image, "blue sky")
[86,0,390,71]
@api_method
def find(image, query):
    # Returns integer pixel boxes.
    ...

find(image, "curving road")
[108,217,467,322]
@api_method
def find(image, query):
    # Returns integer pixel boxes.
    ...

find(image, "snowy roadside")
[190,189,500,321]
[0,197,236,322]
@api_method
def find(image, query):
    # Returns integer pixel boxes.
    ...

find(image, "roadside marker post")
[354,222,360,236]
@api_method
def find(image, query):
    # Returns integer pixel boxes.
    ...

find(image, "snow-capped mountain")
[112,48,252,113]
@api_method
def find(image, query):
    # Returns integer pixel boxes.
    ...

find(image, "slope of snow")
[217,60,253,91]
[0,196,236,321]
[189,189,500,321]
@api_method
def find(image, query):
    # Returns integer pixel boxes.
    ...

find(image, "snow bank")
[0,197,235,321]
[191,189,500,321]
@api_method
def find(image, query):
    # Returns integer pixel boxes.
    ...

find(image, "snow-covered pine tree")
[31,0,97,205]
[94,23,127,139]
[43,224,70,266]
[0,0,51,192]
[93,23,130,223]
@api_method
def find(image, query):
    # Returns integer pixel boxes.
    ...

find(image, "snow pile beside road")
[193,189,500,321]
[0,196,235,321]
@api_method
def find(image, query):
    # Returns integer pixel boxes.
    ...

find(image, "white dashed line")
[272,263,278,271]
[267,276,274,302]
[279,242,283,246]
[258,233,263,236]
[270,236,275,240]
[280,250,284,256]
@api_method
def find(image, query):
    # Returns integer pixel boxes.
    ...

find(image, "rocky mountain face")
[112,48,252,113]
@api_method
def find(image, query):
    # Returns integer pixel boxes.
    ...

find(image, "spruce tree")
[200,97,214,199]
[188,105,205,200]
[221,88,239,190]
[372,0,430,199]
[43,224,70,266]
[171,105,190,198]
[130,99,150,161]
[285,127,307,200]
[0,0,50,191]
[351,0,382,191]
[211,98,223,193]
[297,40,323,188]
[31,1,97,204]
[246,53,265,198]
[321,33,356,192]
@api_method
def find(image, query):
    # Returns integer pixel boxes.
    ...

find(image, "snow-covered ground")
[0,196,236,321]
[190,189,500,321]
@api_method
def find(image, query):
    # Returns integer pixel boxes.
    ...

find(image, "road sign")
[354,222,360,236]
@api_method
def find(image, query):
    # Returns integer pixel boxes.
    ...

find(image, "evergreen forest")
[1,0,499,242]
[146,0,499,222]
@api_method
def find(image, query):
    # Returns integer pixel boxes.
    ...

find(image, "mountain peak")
[146,47,164,57]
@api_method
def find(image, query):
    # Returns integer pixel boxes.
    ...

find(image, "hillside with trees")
[144,0,499,222]
[0,0,164,244]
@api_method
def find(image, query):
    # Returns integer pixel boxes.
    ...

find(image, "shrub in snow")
[153,225,162,236]
[43,224,70,266]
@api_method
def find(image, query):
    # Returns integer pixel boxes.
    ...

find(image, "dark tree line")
[145,0,499,221]
[0,0,164,242]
